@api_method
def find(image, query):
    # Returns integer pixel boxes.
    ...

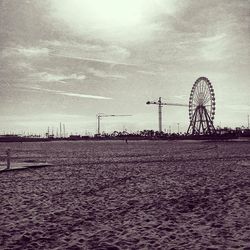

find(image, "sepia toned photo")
[0,0,249,249]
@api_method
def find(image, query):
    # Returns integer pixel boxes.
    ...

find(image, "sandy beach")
[0,140,249,250]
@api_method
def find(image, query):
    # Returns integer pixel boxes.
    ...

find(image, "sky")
[0,0,249,135]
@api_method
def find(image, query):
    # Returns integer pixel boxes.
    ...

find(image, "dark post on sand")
[6,148,11,169]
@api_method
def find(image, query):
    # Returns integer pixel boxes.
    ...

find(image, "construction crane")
[96,113,132,135]
[146,97,188,133]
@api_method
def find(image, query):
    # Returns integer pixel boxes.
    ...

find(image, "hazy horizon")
[0,0,249,135]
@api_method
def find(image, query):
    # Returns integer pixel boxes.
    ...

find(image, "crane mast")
[146,97,188,133]
[158,97,163,133]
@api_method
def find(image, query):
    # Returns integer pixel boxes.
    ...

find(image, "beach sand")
[0,140,249,249]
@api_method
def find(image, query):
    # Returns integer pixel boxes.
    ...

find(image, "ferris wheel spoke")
[203,87,211,104]
[196,84,200,98]
[199,83,203,96]
[194,97,200,106]
[202,82,209,104]
[204,95,210,105]
[198,93,203,104]
[201,81,204,93]
[203,100,211,108]
[201,91,206,104]
[203,86,209,101]
[195,90,200,103]
[196,92,200,102]
[203,96,211,105]
[199,87,204,98]
[203,92,210,105]
[203,86,209,98]
[201,81,205,94]
[201,83,204,91]
[201,92,207,104]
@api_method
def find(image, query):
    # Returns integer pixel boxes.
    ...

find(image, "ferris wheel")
[187,77,216,135]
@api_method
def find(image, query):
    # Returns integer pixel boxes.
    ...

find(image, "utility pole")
[146,97,188,133]
[248,114,249,129]
[177,123,180,134]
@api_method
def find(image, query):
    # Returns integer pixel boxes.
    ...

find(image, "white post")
[6,149,11,169]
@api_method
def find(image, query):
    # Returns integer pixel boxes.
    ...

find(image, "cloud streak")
[87,67,126,79]
[29,87,112,100]
[32,72,86,83]
[2,46,49,58]
[51,52,136,67]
